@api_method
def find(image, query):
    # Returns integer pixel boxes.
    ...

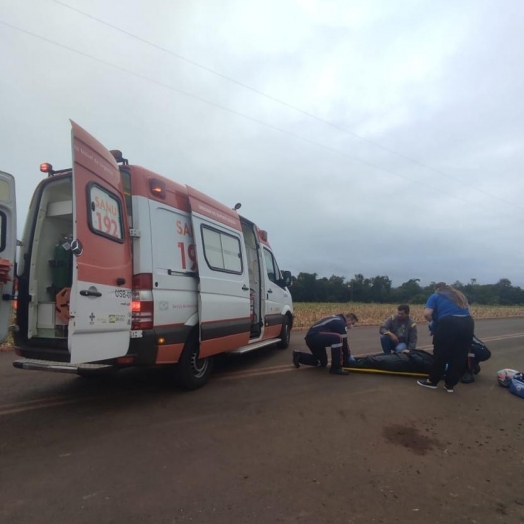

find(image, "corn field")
[292,302,524,329]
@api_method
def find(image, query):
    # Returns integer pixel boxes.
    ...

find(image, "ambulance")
[1,121,293,389]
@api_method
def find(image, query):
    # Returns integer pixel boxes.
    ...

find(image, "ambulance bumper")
[13,359,117,375]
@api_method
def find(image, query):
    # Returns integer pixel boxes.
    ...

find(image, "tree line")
[289,273,524,305]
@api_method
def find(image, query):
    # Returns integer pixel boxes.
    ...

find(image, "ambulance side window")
[201,225,243,274]
[263,248,281,285]
[87,183,125,243]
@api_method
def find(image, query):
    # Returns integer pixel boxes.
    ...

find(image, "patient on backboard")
[346,336,490,384]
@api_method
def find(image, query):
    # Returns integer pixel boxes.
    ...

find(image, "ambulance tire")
[276,316,291,349]
[174,331,214,390]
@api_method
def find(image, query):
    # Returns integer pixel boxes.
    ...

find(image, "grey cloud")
[2,0,524,289]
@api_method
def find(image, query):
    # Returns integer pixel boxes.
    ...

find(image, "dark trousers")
[429,315,474,387]
[298,333,346,369]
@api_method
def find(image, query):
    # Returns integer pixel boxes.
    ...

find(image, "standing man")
[293,313,358,375]
[379,305,418,354]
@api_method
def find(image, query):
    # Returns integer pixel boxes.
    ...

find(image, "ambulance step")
[228,338,282,355]
[13,359,115,375]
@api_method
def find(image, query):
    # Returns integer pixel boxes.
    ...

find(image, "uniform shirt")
[306,314,349,352]
[306,314,347,337]
[425,292,470,321]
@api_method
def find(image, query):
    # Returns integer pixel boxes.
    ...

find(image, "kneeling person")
[293,313,358,375]
[379,305,418,354]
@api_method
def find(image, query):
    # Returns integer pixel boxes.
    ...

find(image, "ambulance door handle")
[80,289,102,298]
[242,285,249,291]
[267,288,273,294]
[116,278,126,286]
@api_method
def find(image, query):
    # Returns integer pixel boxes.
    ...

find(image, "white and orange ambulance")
[1,121,293,389]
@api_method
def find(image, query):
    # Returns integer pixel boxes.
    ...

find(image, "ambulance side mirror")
[280,270,292,288]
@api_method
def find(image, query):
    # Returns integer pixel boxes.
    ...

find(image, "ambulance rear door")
[69,121,132,364]
[0,172,16,344]
[187,186,250,357]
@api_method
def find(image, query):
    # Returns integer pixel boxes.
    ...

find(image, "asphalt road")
[1,318,523,524]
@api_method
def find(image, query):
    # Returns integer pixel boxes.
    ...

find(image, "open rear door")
[187,186,250,358]
[69,121,132,364]
[0,172,16,344]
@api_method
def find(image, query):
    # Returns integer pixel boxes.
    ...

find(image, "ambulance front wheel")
[276,316,291,349]
[174,332,214,390]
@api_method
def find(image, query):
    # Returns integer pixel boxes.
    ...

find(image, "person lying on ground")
[345,339,490,383]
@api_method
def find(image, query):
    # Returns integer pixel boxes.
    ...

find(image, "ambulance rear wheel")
[276,316,291,349]
[174,332,214,390]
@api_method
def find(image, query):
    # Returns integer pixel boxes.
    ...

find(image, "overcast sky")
[2,0,524,288]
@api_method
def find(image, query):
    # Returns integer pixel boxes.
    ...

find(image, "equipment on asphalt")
[497,368,520,387]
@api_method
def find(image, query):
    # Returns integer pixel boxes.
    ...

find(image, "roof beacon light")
[110,150,128,165]
[40,163,54,176]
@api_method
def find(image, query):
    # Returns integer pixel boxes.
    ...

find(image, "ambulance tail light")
[131,273,154,330]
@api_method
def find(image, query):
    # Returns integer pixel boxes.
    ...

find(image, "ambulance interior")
[23,176,74,340]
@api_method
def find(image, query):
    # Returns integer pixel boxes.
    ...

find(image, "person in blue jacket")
[292,313,358,375]
[417,282,474,393]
